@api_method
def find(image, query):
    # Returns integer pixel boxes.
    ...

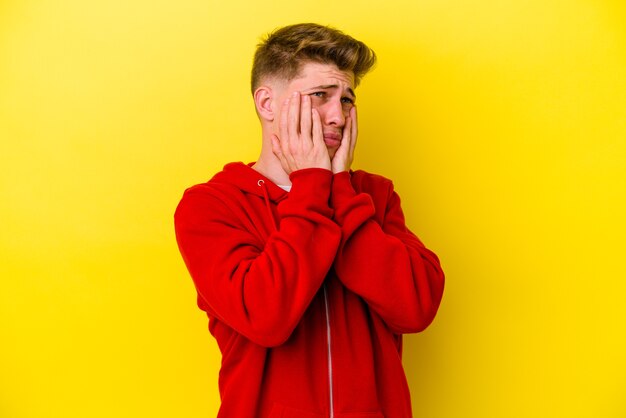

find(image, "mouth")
[323,132,341,148]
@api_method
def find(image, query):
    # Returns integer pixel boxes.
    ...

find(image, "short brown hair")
[251,23,377,95]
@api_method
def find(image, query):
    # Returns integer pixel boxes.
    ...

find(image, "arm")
[175,169,341,348]
[175,92,336,348]
[330,105,444,333]
[331,172,445,334]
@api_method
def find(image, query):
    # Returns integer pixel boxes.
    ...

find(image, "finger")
[271,134,283,159]
[334,115,350,157]
[349,105,358,158]
[272,133,294,173]
[279,97,291,154]
[311,108,324,148]
[350,105,358,139]
[300,94,312,145]
[287,92,301,149]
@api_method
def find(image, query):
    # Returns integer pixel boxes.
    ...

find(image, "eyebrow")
[306,84,356,100]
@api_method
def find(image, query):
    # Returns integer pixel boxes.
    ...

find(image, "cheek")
[310,98,323,113]
[273,116,282,134]
[272,104,286,128]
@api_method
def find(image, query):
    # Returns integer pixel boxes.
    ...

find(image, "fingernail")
[292,91,298,97]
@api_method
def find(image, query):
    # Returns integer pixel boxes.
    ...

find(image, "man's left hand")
[331,106,358,174]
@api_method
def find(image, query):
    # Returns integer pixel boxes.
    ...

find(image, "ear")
[253,86,276,122]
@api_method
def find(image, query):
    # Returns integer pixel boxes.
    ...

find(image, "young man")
[174,23,445,418]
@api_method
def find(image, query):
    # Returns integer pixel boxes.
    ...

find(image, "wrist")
[331,162,350,174]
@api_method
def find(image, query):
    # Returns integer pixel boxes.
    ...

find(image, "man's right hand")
[271,92,332,175]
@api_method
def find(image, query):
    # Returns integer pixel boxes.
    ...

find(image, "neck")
[252,143,291,186]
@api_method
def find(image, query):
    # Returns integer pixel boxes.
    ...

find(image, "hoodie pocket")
[268,403,324,418]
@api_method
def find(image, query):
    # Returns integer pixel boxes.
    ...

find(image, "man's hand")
[331,106,357,174]
[271,92,331,175]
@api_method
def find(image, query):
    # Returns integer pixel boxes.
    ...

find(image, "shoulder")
[180,180,235,201]
[179,162,251,204]
[178,181,234,209]
[174,183,230,229]
[350,169,395,197]
[175,166,247,224]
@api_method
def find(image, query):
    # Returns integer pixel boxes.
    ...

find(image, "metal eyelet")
[257,179,265,187]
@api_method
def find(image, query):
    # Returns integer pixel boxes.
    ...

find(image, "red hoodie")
[174,162,445,418]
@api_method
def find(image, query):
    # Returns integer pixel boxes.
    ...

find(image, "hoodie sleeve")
[175,168,341,347]
[330,171,445,334]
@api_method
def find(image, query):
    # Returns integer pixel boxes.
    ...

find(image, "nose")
[320,100,346,128]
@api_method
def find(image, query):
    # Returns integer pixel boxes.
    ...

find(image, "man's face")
[273,62,356,158]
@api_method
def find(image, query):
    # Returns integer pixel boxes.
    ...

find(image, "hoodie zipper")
[323,284,334,418]
[258,177,334,415]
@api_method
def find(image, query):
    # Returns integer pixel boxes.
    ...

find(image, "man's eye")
[310,92,325,98]
[341,97,355,105]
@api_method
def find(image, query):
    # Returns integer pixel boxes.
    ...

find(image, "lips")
[323,132,341,147]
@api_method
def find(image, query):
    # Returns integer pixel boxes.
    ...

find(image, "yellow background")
[1,0,624,417]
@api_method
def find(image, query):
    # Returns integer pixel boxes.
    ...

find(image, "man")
[174,23,445,418]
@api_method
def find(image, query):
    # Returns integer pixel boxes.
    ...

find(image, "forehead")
[288,62,355,90]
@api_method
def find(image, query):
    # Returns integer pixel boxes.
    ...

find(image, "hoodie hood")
[210,162,289,203]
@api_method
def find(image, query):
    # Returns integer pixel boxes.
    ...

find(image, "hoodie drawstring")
[257,179,278,231]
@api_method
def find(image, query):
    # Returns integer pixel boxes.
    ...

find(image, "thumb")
[271,134,282,158]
